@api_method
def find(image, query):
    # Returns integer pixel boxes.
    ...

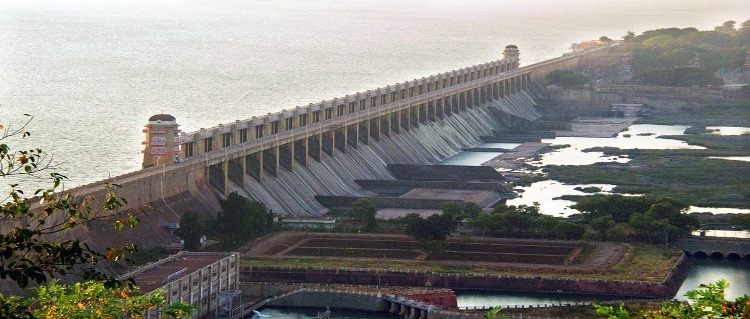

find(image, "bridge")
[674,236,750,260]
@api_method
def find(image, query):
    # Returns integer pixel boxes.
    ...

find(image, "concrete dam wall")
[28,44,621,254]
[224,92,539,216]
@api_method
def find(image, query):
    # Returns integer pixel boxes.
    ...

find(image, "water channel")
[261,124,749,318]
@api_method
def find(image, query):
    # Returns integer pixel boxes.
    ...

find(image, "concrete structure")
[118,251,240,319]
[674,237,750,259]
[49,43,618,212]
[241,254,691,298]
[260,286,456,319]
[34,43,622,256]
[142,114,182,168]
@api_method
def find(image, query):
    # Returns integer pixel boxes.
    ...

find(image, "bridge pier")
[335,126,347,152]
[390,111,400,135]
[322,130,335,157]
[389,301,399,314]
[247,152,263,182]
[294,138,308,166]
[346,123,359,148]
[228,157,246,188]
[207,163,226,195]
[308,134,321,161]
[263,146,280,177]
[359,120,370,145]
[370,117,380,141]
[380,115,390,138]
[279,142,294,172]
[410,105,419,128]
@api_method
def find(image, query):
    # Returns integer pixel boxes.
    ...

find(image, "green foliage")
[483,307,508,319]
[470,204,585,240]
[546,136,750,209]
[1,116,141,289]
[351,198,378,232]
[215,192,273,247]
[176,211,203,250]
[3,280,195,319]
[403,211,457,241]
[545,70,590,88]
[573,195,698,243]
[625,22,750,87]
[595,279,749,318]
[730,214,750,230]
[572,194,653,223]
[623,31,636,42]
[1,116,193,318]
[635,67,723,87]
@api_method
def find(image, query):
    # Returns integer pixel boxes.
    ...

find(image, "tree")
[464,202,482,220]
[176,211,203,250]
[595,279,749,318]
[545,70,590,88]
[1,116,141,289]
[26,280,194,319]
[623,31,636,42]
[351,198,378,232]
[404,212,456,241]
[714,20,737,34]
[730,214,750,230]
[589,216,616,241]
[599,36,613,42]
[216,192,273,247]
[0,116,192,318]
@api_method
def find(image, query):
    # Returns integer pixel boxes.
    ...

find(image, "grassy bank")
[242,244,681,282]
[545,134,750,208]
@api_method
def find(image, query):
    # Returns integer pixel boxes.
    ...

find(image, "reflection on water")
[674,259,750,300]
[706,126,750,135]
[537,125,703,166]
[692,230,750,239]
[261,259,750,316]
[688,206,750,215]
[255,307,391,319]
[440,152,504,166]
[456,290,619,308]
[506,180,615,216]
[708,156,750,162]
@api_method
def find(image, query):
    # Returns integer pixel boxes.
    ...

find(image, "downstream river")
[259,124,750,318]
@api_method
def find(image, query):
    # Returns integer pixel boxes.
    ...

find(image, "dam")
[54,43,621,250]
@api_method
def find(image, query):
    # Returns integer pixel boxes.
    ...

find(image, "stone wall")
[241,260,691,299]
